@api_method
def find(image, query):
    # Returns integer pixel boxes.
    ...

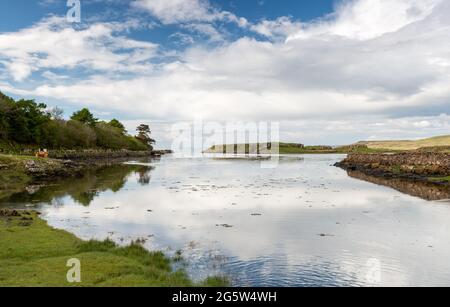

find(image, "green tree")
[71,108,98,127]
[136,124,155,150]
[0,93,13,139]
[0,92,156,151]
[108,119,126,134]
[2,98,50,144]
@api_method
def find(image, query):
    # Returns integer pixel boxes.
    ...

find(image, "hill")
[358,135,450,151]
[204,135,450,155]
[204,143,336,154]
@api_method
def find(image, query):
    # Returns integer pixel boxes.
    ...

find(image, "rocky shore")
[336,152,450,183]
[4,149,171,160]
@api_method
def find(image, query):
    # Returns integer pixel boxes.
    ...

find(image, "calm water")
[2,154,450,287]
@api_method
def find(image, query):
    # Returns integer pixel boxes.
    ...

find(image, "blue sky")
[0,1,336,29]
[0,0,449,148]
[0,0,336,52]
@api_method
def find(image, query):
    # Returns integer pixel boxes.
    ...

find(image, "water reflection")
[346,170,450,201]
[1,154,450,287]
[3,164,154,207]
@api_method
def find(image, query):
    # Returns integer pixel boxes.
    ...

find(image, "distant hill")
[357,135,450,151]
[204,143,335,154]
[204,135,450,155]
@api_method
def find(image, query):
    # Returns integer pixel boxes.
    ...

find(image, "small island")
[205,136,450,185]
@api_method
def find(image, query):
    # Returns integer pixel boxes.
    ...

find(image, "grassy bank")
[0,154,72,200]
[358,135,450,151]
[0,155,36,199]
[0,209,227,287]
[429,176,450,183]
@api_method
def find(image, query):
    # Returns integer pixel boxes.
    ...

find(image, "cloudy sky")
[0,0,449,148]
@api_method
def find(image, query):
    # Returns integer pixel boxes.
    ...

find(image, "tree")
[0,92,155,151]
[7,99,50,144]
[136,124,155,149]
[108,119,126,134]
[0,92,13,139]
[49,106,64,120]
[71,108,98,127]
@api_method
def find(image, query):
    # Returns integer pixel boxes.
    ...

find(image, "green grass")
[428,176,450,183]
[358,135,450,151]
[0,155,32,199]
[0,210,228,287]
[0,154,65,200]
[0,153,39,164]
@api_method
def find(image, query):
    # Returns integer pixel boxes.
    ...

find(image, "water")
[2,154,450,287]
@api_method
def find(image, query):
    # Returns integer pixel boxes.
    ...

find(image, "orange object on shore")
[35,149,49,158]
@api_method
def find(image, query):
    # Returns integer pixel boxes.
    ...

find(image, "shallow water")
[2,154,450,287]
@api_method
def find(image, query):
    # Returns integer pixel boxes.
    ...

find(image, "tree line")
[0,91,155,151]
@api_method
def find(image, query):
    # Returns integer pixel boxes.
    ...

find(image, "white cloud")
[0,16,158,81]
[132,0,247,26]
[250,17,303,41]
[2,0,450,144]
[132,0,213,24]
[182,23,224,42]
[288,0,441,41]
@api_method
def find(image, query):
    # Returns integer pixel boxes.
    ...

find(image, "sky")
[0,0,449,149]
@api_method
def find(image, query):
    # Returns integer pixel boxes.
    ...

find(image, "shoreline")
[0,151,171,200]
[2,151,450,286]
[335,152,450,185]
[0,148,173,160]
[0,209,227,287]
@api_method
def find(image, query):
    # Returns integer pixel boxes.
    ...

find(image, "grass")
[0,154,33,199]
[0,154,66,200]
[0,153,41,164]
[358,135,450,151]
[0,210,228,287]
[429,176,450,183]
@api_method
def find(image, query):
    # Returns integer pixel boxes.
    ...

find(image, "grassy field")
[0,210,227,287]
[358,135,450,151]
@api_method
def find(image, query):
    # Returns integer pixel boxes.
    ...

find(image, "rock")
[0,209,22,217]
[25,160,40,173]
[216,224,233,228]
[318,233,334,237]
